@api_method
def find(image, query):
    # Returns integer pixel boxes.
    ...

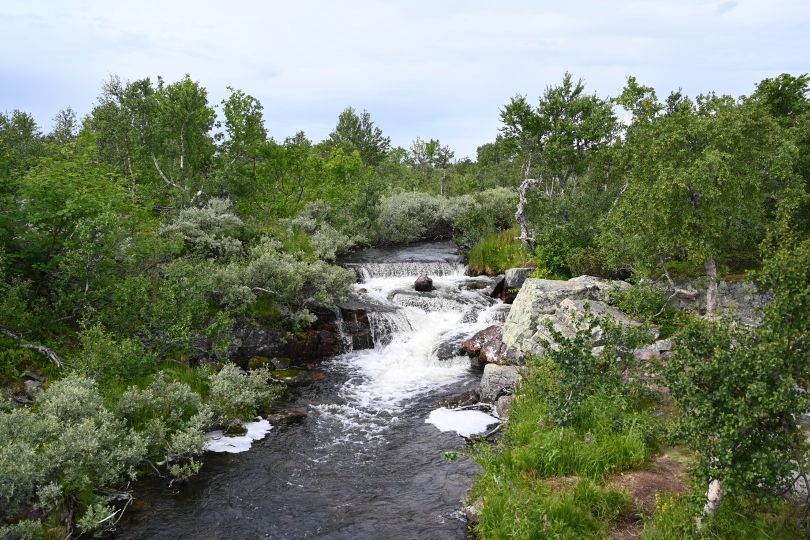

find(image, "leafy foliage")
[160,197,244,259]
[665,318,809,502]
[208,363,283,423]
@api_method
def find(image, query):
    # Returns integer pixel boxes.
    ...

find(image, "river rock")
[487,275,505,298]
[504,267,533,289]
[480,364,519,402]
[437,389,480,408]
[23,379,43,399]
[267,407,308,426]
[496,394,514,418]
[462,325,506,365]
[217,303,375,367]
[501,276,629,361]
[463,498,484,524]
[667,278,772,323]
[432,330,471,361]
[224,419,247,436]
[414,273,434,292]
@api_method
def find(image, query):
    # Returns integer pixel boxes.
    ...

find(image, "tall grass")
[641,494,804,540]
[467,227,533,275]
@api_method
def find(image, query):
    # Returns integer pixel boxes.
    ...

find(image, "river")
[118,241,503,540]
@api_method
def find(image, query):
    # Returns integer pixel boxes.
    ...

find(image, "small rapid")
[117,242,500,540]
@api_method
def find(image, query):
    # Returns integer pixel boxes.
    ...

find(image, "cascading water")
[333,307,354,354]
[117,242,503,540]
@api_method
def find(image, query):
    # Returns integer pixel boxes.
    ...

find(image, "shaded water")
[118,242,499,539]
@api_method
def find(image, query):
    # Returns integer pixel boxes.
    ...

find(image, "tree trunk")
[704,257,719,317]
[516,178,542,249]
[697,479,723,529]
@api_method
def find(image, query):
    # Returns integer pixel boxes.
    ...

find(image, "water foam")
[425,408,499,438]
[205,419,273,453]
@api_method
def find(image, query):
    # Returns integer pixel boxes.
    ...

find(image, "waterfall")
[333,308,353,353]
[349,261,467,281]
[367,309,419,346]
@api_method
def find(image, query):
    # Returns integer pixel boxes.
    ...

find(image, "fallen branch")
[0,326,65,368]
[251,287,278,295]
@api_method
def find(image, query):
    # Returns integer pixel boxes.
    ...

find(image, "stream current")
[118,242,502,539]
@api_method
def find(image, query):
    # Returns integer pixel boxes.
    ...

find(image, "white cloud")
[1,0,809,157]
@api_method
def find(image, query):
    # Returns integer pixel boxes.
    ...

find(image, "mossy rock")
[270,368,306,380]
[248,356,272,370]
[269,368,309,385]
[224,420,247,436]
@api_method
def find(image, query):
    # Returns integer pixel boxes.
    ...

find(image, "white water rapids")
[315,257,502,445]
[120,242,503,539]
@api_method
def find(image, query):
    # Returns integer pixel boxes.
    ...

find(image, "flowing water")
[118,242,502,540]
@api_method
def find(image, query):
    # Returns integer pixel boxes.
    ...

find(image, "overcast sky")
[2,0,809,158]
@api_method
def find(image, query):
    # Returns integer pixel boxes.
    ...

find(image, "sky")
[1,0,809,159]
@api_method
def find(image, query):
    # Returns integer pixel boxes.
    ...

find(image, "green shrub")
[664,319,810,504]
[376,192,450,243]
[281,201,365,261]
[208,363,283,423]
[214,237,355,328]
[452,187,518,246]
[0,376,146,525]
[533,228,577,279]
[533,316,653,428]
[566,246,624,279]
[75,325,156,386]
[159,197,244,259]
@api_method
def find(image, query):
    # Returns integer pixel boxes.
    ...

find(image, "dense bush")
[75,325,156,386]
[0,376,146,530]
[208,363,283,423]
[377,189,518,246]
[376,192,452,244]
[214,237,355,327]
[282,201,364,261]
[665,319,810,503]
[160,197,244,259]
[452,187,518,246]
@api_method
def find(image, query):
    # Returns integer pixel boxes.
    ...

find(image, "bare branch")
[1,326,66,368]
[251,287,278,295]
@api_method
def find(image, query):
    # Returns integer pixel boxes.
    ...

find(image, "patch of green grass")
[468,389,656,538]
[642,494,804,540]
[467,228,533,275]
[468,333,664,539]
[470,470,632,539]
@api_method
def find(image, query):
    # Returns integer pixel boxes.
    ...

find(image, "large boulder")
[501,276,629,361]
[462,324,508,365]
[668,279,772,324]
[480,364,520,402]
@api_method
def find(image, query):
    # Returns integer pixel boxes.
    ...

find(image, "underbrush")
[468,320,661,538]
[467,228,533,275]
[642,494,804,539]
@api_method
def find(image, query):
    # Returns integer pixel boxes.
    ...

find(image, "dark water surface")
[118,242,494,540]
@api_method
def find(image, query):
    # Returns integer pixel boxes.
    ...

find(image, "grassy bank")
[467,228,533,275]
[466,318,806,539]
